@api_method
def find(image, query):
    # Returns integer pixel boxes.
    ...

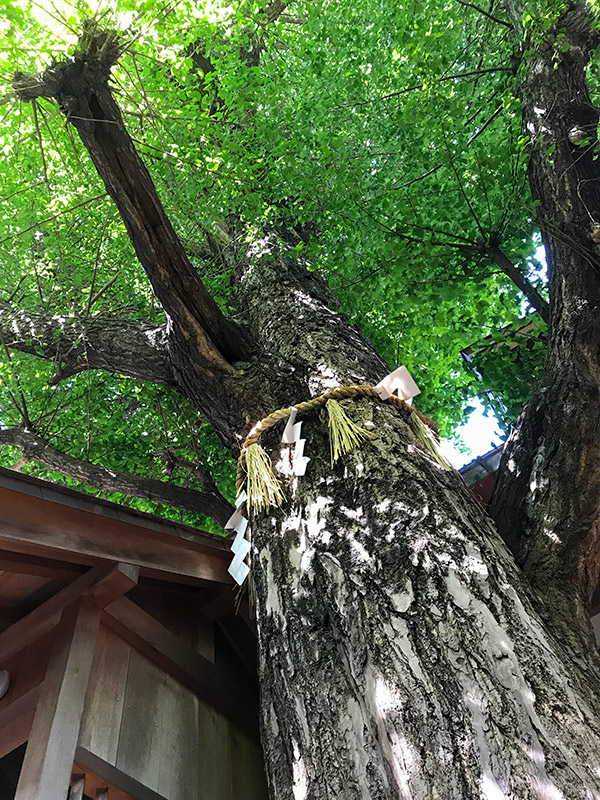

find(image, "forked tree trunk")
[14,20,600,798]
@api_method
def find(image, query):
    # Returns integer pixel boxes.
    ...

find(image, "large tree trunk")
[225,238,600,798]
[250,388,600,798]
[491,1,600,641]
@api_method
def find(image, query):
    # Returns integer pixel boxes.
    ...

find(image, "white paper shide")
[225,505,251,585]
[375,365,421,403]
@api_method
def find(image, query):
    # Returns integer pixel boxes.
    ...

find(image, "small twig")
[88,272,119,310]
[454,0,511,27]
[37,100,75,180]
[398,104,504,191]
[341,268,501,289]
[403,164,443,188]
[32,100,51,195]
[465,104,503,148]
[443,130,486,239]
[86,208,111,315]
[335,68,510,109]
[0,332,31,426]
[0,194,108,245]
[0,180,45,204]
[29,0,79,34]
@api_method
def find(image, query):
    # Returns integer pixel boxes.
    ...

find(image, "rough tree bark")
[252,395,600,798]
[10,10,600,798]
[490,0,600,642]
[234,240,600,799]
[0,304,175,386]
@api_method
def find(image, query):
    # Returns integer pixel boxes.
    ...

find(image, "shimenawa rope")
[235,383,440,495]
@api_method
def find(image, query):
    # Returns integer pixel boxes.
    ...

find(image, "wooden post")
[14,598,101,800]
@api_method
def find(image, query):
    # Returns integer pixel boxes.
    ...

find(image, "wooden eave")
[0,466,232,589]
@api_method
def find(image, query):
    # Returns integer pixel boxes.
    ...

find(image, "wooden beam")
[68,775,86,800]
[75,747,169,800]
[0,485,231,586]
[218,611,258,679]
[0,551,84,581]
[14,599,101,800]
[0,563,139,662]
[102,597,259,740]
[0,684,40,759]
[197,587,235,620]
[87,563,139,608]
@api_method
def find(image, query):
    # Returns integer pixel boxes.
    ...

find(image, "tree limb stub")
[14,34,255,370]
[0,425,234,527]
[0,304,175,388]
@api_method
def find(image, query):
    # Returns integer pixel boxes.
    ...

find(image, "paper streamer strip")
[227,519,251,585]
[282,407,298,443]
[226,503,251,585]
[231,527,250,555]
[230,542,251,574]
[225,509,246,532]
[293,455,310,476]
[229,559,250,584]
[376,366,421,403]
[291,420,310,476]
[231,532,251,559]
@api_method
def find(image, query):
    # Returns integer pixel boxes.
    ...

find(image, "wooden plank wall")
[79,625,267,800]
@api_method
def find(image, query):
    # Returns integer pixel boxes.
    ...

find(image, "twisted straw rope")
[235,384,437,493]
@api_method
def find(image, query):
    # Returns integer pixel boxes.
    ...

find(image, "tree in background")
[1,0,600,796]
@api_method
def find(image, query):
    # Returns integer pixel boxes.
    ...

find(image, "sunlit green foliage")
[0,0,553,521]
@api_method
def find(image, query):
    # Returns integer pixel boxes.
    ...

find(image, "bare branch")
[0,425,234,527]
[335,71,509,110]
[265,0,289,24]
[0,303,176,387]
[454,0,512,27]
[0,193,108,246]
[484,244,550,321]
[157,446,224,499]
[399,104,504,190]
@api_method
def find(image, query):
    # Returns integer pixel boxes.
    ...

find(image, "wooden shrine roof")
[0,465,235,633]
[0,466,260,759]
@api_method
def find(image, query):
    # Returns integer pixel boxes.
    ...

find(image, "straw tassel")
[410,413,453,471]
[326,399,375,465]
[245,442,286,512]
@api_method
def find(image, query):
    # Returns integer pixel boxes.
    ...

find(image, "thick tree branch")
[484,243,549,321]
[0,304,175,387]
[0,425,234,527]
[157,447,226,501]
[264,0,289,24]
[14,32,255,370]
